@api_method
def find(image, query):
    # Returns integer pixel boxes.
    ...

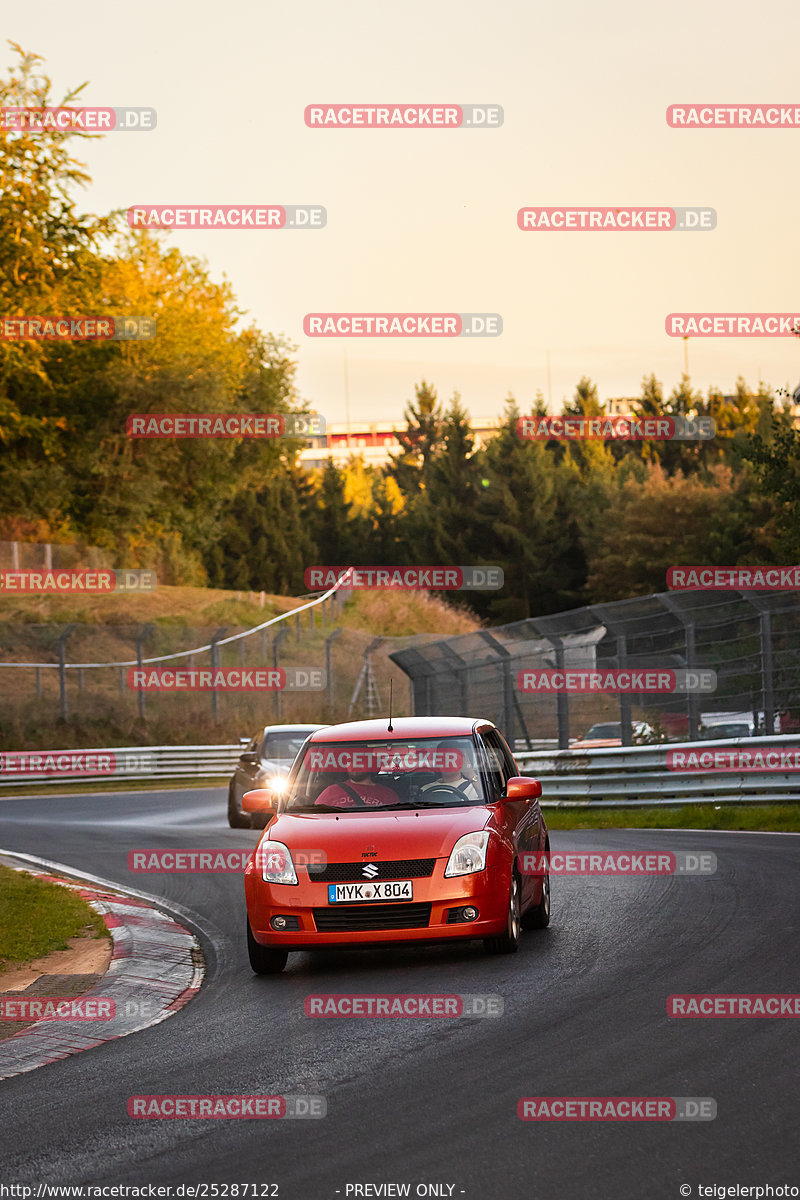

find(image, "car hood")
[266,806,494,860]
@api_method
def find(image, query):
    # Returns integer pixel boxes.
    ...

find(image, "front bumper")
[244,859,511,949]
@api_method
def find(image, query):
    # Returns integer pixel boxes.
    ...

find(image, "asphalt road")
[1,787,798,1198]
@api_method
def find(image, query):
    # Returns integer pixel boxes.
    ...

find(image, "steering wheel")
[421,783,471,804]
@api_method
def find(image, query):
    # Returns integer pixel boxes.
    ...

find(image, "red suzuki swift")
[243,717,550,974]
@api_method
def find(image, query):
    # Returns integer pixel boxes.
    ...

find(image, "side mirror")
[242,788,277,814]
[504,776,542,802]
[239,751,260,765]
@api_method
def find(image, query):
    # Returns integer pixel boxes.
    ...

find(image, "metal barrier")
[515,734,800,806]
[0,745,242,788]
[3,735,800,806]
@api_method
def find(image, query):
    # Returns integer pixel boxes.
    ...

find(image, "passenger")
[315,768,398,809]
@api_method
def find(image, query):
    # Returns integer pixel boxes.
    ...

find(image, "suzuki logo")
[362,863,379,878]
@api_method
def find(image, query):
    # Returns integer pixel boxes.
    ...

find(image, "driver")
[315,768,398,809]
[419,743,481,803]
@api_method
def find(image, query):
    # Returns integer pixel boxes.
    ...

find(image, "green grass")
[543,804,800,833]
[0,864,109,971]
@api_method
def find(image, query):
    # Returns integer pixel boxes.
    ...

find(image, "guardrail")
[3,736,800,804]
[515,735,800,806]
[0,745,242,788]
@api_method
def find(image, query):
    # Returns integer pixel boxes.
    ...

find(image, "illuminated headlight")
[258,840,298,885]
[444,831,490,878]
[268,775,289,796]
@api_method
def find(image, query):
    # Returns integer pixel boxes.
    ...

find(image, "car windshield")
[263,732,314,761]
[582,724,621,739]
[283,736,486,811]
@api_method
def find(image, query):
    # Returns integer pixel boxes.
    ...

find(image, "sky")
[6,0,800,425]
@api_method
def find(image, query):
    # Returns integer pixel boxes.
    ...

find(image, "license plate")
[328,880,413,903]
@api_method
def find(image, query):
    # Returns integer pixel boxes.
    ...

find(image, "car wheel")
[246,919,289,975]
[484,873,522,955]
[522,859,551,929]
[227,782,251,829]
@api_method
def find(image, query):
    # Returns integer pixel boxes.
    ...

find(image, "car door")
[483,727,541,909]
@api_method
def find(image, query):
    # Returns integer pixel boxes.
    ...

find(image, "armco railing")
[3,736,800,806]
[515,735,800,806]
[0,745,242,788]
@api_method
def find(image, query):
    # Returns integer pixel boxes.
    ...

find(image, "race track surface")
[1,787,798,1198]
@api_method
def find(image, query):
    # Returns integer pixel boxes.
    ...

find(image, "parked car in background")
[228,724,327,828]
[698,711,780,739]
[570,721,654,749]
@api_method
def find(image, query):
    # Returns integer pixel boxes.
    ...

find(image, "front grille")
[307,858,435,882]
[313,903,432,932]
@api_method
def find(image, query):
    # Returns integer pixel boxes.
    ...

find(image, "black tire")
[227,782,251,829]
[484,873,522,955]
[246,919,289,974]
[522,860,551,929]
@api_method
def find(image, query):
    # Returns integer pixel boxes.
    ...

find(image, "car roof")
[260,724,328,736]
[306,716,494,743]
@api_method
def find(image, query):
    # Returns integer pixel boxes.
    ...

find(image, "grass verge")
[543,804,800,833]
[0,864,108,971]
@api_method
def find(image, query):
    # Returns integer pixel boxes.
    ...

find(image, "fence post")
[325,629,343,710]
[616,633,633,745]
[760,610,775,735]
[273,627,289,720]
[210,627,228,722]
[659,597,700,740]
[57,625,76,720]
[134,625,155,719]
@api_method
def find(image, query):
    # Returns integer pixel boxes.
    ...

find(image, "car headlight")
[444,830,490,877]
[268,774,289,796]
[258,840,298,885]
